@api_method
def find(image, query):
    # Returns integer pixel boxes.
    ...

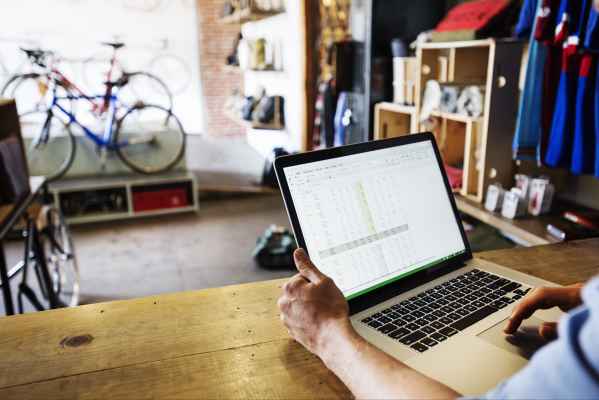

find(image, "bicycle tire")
[19,110,76,181]
[147,53,192,95]
[1,73,47,113]
[115,104,186,174]
[119,71,174,111]
[43,207,80,308]
[1,73,74,115]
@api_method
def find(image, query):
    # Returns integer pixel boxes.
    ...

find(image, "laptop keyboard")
[361,269,531,353]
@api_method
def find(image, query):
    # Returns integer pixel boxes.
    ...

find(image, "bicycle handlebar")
[19,47,54,67]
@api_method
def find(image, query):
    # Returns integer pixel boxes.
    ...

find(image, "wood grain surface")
[1,239,598,399]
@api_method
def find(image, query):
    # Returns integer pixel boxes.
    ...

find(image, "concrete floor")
[1,194,295,314]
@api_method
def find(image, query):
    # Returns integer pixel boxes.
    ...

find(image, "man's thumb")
[294,249,324,283]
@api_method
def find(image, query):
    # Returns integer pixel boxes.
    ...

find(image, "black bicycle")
[5,206,79,313]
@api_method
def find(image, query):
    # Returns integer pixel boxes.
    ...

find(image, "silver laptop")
[274,133,561,396]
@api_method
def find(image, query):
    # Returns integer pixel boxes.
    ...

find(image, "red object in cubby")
[132,189,189,212]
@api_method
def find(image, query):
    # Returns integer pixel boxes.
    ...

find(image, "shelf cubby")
[373,103,417,140]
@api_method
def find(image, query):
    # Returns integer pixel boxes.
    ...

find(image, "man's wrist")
[317,319,361,367]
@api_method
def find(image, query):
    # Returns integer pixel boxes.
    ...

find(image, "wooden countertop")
[1,239,598,399]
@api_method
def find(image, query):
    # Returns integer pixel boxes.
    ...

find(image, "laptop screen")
[283,140,466,300]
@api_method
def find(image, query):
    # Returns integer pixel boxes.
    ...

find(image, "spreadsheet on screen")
[284,141,466,299]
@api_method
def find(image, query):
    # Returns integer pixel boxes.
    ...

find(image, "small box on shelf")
[501,189,527,220]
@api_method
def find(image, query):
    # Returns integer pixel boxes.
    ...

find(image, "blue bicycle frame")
[46,90,130,150]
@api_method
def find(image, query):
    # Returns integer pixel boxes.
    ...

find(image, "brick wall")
[197,0,245,136]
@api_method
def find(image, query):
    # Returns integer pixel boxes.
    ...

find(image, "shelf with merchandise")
[219,1,285,25]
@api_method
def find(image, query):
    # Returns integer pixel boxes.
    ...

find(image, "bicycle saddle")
[101,41,125,49]
[104,75,129,88]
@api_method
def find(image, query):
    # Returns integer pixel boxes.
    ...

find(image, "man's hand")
[277,249,460,399]
[278,249,354,357]
[504,283,583,340]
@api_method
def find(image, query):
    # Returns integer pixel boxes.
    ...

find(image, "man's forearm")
[319,323,460,399]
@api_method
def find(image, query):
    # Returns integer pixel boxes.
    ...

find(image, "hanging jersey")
[571,0,594,174]
[544,0,587,167]
[555,0,589,45]
[595,64,599,178]
[537,46,561,162]
[545,45,580,167]
[571,54,596,174]
[513,0,548,161]
[535,0,561,42]
[536,0,570,163]
[553,0,569,43]
[586,8,599,178]
[516,0,540,38]
[585,9,599,49]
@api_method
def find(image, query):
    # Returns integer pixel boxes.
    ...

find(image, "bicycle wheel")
[1,73,73,115]
[118,71,173,111]
[43,207,79,307]
[115,104,186,174]
[19,110,76,181]
[1,73,49,114]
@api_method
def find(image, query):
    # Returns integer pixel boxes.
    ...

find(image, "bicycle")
[2,43,173,117]
[0,205,80,313]
[19,54,186,181]
[80,42,174,111]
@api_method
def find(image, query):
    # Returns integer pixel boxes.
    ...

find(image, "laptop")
[274,133,561,395]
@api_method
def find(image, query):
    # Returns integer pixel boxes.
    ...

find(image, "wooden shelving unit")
[219,6,284,25]
[372,40,597,246]
[245,68,285,74]
[374,39,523,203]
[235,5,297,154]
[48,173,199,225]
[223,96,285,131]
[223,65,285,74]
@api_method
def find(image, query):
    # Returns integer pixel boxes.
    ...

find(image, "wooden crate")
[398,39,522,202]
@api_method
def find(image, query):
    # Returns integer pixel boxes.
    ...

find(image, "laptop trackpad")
[477,317,549,360]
